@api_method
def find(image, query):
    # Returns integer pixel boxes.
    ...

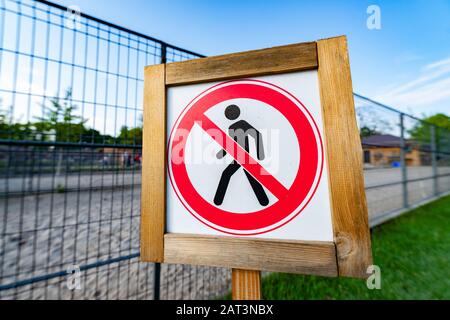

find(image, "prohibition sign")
[168,79,324,235]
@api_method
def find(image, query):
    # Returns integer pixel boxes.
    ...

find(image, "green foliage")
[0,99,35,140]
[55,183,66,193]
[360,126,380,138]
[0,121,35,140]
[356,107,392,137]
[34,88,87,142]
[0,89,123,143]
[1,90,139,146]
[0,106,9,139]
[0,98,5,124]
[408,113,450,150]
[255,196,450,300]
[81,128,114,144]
[421,113,450,130]
[118,125,142,145]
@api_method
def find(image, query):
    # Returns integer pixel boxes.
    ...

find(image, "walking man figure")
[214,104,269,206]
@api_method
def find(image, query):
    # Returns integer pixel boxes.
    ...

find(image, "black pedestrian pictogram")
[213,105,269,206]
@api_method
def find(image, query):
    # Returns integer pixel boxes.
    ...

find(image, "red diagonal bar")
[196,114,289,200]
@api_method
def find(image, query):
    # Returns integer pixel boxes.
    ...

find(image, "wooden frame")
[140,36,372,278]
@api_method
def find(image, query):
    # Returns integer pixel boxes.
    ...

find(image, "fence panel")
[1,0,449,300]
[355,94,450,226]
[0,0,230,300]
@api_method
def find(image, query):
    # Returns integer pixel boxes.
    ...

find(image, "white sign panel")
[166,70,333,241]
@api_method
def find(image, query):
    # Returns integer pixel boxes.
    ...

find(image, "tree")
[360,126,381,138]
[0,99,9,139]
[117,125,142,145]
[0,99,34,140]
[35,88,87,175]
[408,113,450,151]
[356,106,393,138]
[80,128,113,144]
[35,88,87,143]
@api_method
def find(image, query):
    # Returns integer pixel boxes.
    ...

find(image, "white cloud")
[423,57,450,71]
[375,56,450,114]
[394,51,421,64]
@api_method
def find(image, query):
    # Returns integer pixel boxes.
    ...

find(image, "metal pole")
[154,263,161,300]
[399,114,408,208]
[161,43,167,64]
[151,43,166,301]
[430,125,438,196]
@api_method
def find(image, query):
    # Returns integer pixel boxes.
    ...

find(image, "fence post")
[153,263,161,300]
[399,113,408,208]
[161,43,167,64]
[430,125,438,196]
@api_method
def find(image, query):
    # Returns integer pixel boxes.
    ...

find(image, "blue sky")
[51,0,450,117]
[1,0,448,136]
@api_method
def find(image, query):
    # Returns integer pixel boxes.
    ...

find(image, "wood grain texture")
[316,36,372,278]
[140,64,166,262]
[164,234,338,277]
[166,42,317,86]
[232,269,261,300]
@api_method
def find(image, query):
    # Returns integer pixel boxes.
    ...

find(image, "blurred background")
[0,0,449,299]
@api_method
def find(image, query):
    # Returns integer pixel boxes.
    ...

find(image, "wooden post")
[140,64,166,262]
[317,36,372,277]
[232,269,261,300]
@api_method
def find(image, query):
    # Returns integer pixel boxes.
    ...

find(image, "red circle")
[168,80,323,235]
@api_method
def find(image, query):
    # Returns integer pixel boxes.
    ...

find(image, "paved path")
[0,166,449,299]
[3,166,449,194]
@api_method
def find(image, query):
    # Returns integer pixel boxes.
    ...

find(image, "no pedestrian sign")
[141,38,372,280]
[167,75,332,240]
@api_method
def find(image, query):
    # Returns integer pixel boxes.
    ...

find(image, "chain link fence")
[1,0,449,300]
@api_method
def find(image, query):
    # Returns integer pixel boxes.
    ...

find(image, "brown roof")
[361,134,401,147]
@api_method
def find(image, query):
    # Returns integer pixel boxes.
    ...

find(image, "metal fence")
[0,0,449,300]
[354,94,450,226]
[0,0,231,300]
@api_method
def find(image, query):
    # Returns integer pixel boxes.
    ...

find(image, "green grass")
[226,195,450,300]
